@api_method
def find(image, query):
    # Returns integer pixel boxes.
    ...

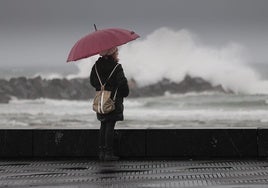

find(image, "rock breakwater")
[0,75,228,103]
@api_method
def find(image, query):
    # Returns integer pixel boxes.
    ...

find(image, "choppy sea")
[0,63,268,129]
[1,92,268,129]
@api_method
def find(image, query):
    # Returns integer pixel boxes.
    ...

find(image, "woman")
[90,47,129,161]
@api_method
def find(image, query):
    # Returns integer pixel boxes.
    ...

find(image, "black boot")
[98,146,105,161]
[103,147,119,161]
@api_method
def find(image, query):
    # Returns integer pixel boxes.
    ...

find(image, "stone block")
[0,130,32,157]
[33,130,98,157]
[115,129,146,157]
[146,129,258,158]
[257,128,268,157]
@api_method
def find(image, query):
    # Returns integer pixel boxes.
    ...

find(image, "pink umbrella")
[67,28,140,62]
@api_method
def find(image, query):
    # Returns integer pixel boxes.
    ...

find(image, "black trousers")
[99,121,116,150]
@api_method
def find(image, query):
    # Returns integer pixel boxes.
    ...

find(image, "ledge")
[0,128,266,158]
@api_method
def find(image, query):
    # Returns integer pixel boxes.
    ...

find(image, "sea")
[0,64,268,129]
[0,93,268,129]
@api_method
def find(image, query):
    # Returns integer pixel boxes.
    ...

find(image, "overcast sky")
[0,0,267,68]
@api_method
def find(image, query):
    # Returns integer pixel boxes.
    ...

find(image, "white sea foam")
[119,27,268,94]
[261,119,268,123]
[9,98,88,106]
[66,57,97,79]
[125,108,268,121]
[123,100,145,108]
[33,72,63,79]
[164,91,223,98]
[4,98,91,116]
[1,94,268,129]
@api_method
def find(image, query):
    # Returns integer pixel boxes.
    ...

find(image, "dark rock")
[176,74,226,93]
[0,79,13,94]
[28,76,45,98]
[0,75,230,103]
[0,93,11,103]
[129,75,227,97]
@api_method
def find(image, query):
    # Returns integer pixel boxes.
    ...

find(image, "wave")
[5,97,268,119]
[33,73,63,80]
[2,95,268,128]
[164,91,224,97]
[125,108,268,122]
[8,93,268,107]
[127,93,268,109]
[66,58,97,79]
[9,97,89,107]
[119,27,268,94]
[8,97,147,109]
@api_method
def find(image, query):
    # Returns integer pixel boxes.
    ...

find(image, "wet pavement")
[0,159,268,187]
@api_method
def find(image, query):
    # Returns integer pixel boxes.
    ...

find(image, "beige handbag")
[93,64,119,114]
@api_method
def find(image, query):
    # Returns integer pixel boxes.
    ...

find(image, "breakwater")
[0,75,227,103]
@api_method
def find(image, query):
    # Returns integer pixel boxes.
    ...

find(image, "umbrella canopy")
[67,28,140,62]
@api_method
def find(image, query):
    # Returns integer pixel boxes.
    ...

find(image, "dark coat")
[90,56,129,122]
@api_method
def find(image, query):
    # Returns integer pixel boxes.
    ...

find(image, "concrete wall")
[0,129,267,158]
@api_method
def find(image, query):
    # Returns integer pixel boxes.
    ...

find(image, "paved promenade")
[0,159,268,187]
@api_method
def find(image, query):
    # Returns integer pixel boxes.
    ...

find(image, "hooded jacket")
[90,56,129,122]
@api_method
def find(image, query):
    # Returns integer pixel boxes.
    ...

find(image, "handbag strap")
[113,88,118,101]
[95,63,119,100]
[95,63,120,87]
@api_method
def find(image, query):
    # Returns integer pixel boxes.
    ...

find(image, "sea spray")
[33,72,63,79]
[119,27,268,94]
[66,57,97,79]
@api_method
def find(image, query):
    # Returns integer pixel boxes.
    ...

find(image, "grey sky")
[0,0,267,68]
